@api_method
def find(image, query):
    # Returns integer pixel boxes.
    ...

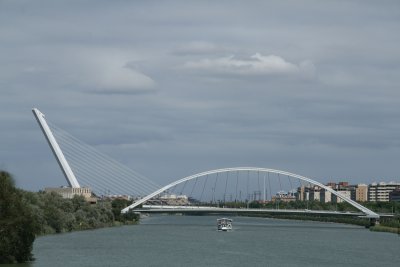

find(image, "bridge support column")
[367,218,379,228]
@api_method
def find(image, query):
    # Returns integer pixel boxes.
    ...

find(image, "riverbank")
[241,213,400,234]
[370,225,400,234]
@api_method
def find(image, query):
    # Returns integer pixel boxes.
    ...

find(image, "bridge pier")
[367,218,379,228]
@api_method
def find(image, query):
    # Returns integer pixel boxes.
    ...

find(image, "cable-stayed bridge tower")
[33,108,80,188]
[32,108,160,197]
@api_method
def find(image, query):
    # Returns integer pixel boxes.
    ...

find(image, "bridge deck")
[136,205,367,217]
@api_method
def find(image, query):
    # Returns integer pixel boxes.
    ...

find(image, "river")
[20,215,400,266]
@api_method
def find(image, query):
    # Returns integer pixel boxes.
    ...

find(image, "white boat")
[217,218,233,231]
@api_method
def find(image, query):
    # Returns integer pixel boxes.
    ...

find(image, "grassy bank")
[241,213,400,234]
[370,225,400,234]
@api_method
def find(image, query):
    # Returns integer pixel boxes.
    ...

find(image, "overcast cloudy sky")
[1,0,400,191]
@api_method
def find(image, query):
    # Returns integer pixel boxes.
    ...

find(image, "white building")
[333,190,352,203]
[310,190,321,201]
[368,182,400,202]
[320,188,332,203]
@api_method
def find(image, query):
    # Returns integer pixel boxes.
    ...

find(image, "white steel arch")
[121,167,379,218]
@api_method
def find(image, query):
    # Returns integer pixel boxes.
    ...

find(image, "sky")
[1,0,400,192]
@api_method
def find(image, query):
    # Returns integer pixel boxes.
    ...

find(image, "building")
[368,182,400,202]
[309,186,321,202]
[45,186,96,203]
[325,181,367,203]
[337,182,349,189]
[355,184,368,202]
[297,186,308,201]
[297,185,322,202]
[159,194,189,205]
[326,182,336,188]
[104,195,132,201]
[389,189,400,202]
[326,182,349,191]
[332,190,351,203]
[272,191,296,202]
[297,180,400,203]
[320,188,332,203]
[297,183,351,203]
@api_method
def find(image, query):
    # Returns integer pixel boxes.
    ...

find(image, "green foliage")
[379,215,400,228]
[111,198,139,223]
[29,193,121,234]
[240,199,399,214]
[363,201,400,214]
[0,171,40,263]
[0,170,141,263]
[370,225,400,234]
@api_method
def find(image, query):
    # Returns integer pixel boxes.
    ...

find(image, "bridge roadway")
[135,205,367,217]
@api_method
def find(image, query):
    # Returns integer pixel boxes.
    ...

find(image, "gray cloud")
[182,53,316,80]
[1,0,400,190]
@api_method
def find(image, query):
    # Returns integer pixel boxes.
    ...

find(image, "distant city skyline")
[1,1,400,191]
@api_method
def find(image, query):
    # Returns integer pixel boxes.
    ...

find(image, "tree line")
[0,170,138,264]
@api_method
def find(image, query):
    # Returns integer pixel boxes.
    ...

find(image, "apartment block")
[355,184,368,202]
[368,182,400,202]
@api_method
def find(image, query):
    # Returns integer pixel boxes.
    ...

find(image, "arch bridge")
[121,167,380,219]
[30,109,380,222]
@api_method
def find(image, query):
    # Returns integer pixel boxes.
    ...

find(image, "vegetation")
[211,198,400,214]
[0,170,139,263]
[0,171,40,263]
[370,224,400,234]
[111,198,139,224]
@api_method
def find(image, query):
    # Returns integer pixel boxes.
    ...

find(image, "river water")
[22,215,400,266]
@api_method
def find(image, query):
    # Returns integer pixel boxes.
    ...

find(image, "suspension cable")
[235,171,239,202]
[223,171,229,203]
[189,178,198,199]
[268,172,272,201]
[199,174,208,203]
[212,173,219,203]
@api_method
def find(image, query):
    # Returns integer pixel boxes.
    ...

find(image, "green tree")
[0,171,40,263]
[111,198,138,223]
